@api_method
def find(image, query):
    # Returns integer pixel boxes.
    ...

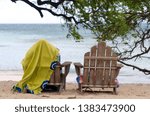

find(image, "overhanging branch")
[119,60,150,75]
[11,0,78,23]
[11,0,44,17]
[37,0,65,8]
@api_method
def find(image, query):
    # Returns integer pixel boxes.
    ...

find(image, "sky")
[0,0,62,24]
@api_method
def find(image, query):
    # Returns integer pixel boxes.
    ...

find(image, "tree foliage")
[11,0,150,74]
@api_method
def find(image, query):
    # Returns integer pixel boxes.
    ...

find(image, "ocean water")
[0,24,96,69]
[0,24,150,83]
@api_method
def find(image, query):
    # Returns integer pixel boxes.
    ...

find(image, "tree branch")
[11,0,44,17]
[120,47,150,60]
[119,60,150,75]
[11,0,78,23]
[37,0,65,8]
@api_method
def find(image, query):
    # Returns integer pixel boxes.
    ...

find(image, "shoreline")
[0,70,150,99]
[0,70,150,84]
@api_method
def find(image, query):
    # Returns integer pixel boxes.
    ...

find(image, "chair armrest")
[74,62,83,76]
[61,61,72,67]
[61,61,72,77]
[114,63,123,77]
[74,62,83,68]
[117,64,123,69]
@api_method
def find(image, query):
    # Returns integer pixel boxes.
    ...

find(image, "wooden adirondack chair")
[48,61,72,92]
[74,42,123,94]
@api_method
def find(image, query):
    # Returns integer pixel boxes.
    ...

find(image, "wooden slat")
[96,42,106,85]
[112,52,117,66]
[49,73,55,83]
[89,45,97,85]
[61,61,72,66]
[54,66,61,83]
[82,84,117,88]
[105,47,112,85]
[84,56,118,60]
[83,52,90,84]
[74,62,83,67]
[84,67,117,69]
[49,66,61,84]
[110,51,118,85]
[109,69,117,85]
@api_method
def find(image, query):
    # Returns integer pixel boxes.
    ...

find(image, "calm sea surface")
[0,24,150,83]
[0,24,96,70]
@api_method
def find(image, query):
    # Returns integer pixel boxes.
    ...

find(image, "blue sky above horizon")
[0,0,62,24]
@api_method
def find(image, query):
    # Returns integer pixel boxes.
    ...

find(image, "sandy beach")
[0,81,150,99]
[0,71,150,99]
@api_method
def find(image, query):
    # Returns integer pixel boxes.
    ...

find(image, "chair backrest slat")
[110,52,118,85]
[83,52,90,84]
[96,42,106,85]
[104,46,112,85]
[54,66,61,83]
[89,46,97,85]
[50,66,61,84]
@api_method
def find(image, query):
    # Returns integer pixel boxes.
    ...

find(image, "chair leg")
[64,77,66,90]
[113,87,117,95]
[79,84,83,93]
[57,85,61,92]
[61,74,66,90]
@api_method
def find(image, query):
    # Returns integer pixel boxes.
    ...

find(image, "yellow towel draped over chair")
[14,39,59,94]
